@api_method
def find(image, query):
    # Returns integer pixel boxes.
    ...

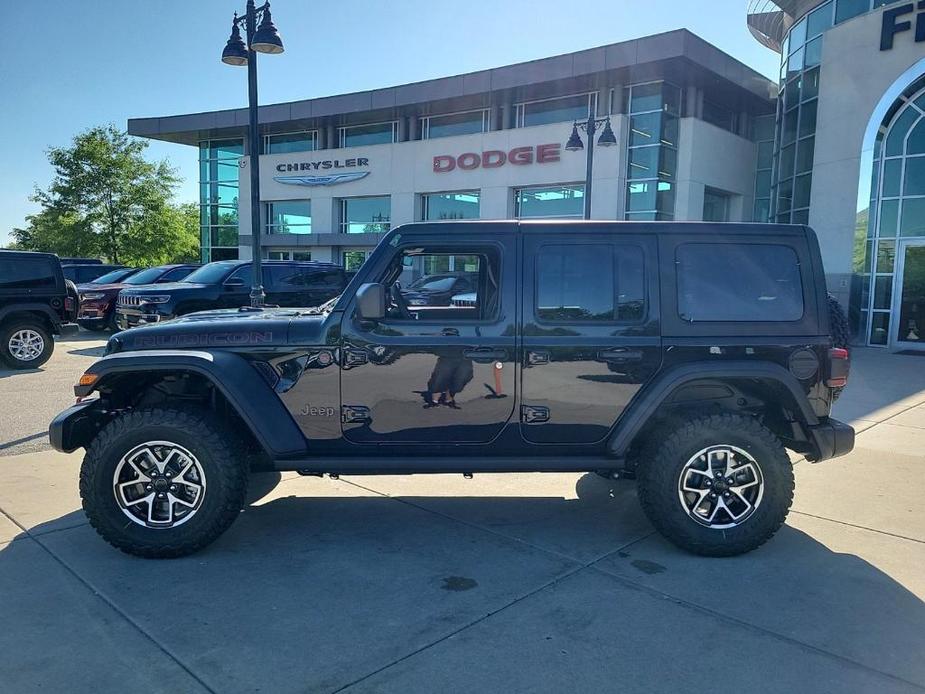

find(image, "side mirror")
[355,283,386,321]
[224,277,245,290]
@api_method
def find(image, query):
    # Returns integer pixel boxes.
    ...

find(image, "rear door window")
[535,244,645,322]
[676,243,803,322]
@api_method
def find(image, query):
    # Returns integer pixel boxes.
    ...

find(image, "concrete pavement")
[0,347,923,692]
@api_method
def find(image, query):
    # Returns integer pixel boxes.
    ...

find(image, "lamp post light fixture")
[221,0,284,307]
[565,115,617,220]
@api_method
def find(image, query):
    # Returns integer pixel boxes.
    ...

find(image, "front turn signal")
[77,373,99,387]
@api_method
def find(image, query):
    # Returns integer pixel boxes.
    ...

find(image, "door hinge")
[344,349,368,367]
[521,405,550,424]
[341,405,371,424]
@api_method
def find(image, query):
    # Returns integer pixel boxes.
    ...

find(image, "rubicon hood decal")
[273,172,370,186]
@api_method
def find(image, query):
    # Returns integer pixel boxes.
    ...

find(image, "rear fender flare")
[77,349,306,457]
[608,360,819,457]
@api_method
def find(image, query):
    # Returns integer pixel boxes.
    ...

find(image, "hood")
[112,306,328,352]
[119,281,206,295]
[78,282,126,294]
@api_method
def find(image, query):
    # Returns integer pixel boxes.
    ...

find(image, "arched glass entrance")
[863,82,925,350]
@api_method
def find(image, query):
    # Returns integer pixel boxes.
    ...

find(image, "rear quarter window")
[676,243,803,322]
[0,258,57,290]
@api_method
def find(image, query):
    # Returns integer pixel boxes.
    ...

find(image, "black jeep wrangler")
[50,222,854,558]
[1,250,79,369]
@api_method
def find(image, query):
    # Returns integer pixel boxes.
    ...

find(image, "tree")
[14,124,197,265]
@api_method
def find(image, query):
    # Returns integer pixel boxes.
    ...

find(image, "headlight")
[81,292,106,300]
[140,295,171,304]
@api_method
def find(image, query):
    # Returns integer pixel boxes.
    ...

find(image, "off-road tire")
[636,413,794,557]
[79,407,249,558]
[827,294,850,401]
[0,320,54,369]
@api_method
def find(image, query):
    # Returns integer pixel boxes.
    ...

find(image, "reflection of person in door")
[418,356,473,409]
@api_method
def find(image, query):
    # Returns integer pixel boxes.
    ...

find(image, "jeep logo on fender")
[433,144,560,173]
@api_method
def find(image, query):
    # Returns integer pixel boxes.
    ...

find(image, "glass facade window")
[514,185,585,219]
[516,93,595,128]
[835,0,870,23]
[703,189,732,222]
[339,122,397,148]
[753,114,775,221]
[265,131,317,154]
[702,101,736,132]
[422,191,480,220]
[342,249,372,271]
[264,249,313,261]
[341,196,391,233]
[624,82,680,220]
[423,110,488,139]
[266,200,311,234]
[198,139,242,263]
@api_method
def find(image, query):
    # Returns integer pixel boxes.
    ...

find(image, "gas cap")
[788,348,820,380]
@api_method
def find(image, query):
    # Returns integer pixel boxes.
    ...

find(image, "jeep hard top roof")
[384,221,814,238]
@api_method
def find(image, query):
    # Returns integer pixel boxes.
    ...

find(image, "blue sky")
[0,0,779,247]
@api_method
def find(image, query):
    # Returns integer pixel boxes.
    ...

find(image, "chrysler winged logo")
[273,172,370,186]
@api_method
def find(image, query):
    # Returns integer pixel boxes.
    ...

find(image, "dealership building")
[129,1,925,350]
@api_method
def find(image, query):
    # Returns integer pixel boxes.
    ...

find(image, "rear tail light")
[826,348,850,388]
[64,297,75,313]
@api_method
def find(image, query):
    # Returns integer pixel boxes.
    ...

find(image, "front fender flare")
[607,360,819,458]
[72,349,306,457]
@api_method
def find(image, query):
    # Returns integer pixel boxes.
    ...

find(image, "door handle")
[441,327,460,336]
[463,348,506,363]
[599,349,644,362]
[527,350,549,366]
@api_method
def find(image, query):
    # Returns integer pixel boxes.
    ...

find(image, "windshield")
[123,267,169,285]
[90,268,134,284]
[181,262,237,284]
[408,276,458,292]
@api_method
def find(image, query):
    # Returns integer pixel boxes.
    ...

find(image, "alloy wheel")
[8,329,45,362]
[677,445,764,529]
[112,441,207,529]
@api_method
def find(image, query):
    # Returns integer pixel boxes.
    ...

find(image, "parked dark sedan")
[400,273,476,307]
[78,264,199,331]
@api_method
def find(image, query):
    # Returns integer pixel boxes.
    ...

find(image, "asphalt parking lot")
[0,341,923,692]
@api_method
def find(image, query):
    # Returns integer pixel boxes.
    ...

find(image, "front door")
[340,231,517,445]
[520,231,661,444]
[892,240,925,351]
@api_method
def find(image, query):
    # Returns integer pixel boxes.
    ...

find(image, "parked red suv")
[78,264,198,331]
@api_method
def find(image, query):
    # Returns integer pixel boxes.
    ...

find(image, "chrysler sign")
[273,156,370,186]
[434,143,561,172]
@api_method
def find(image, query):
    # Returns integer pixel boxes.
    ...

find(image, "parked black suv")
[51,222,854,558]
[62,263,127,284]
[115,260,348,329]
[1,250,79,368]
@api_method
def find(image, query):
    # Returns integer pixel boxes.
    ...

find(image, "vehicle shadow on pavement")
[1,472,923,692]
[65,347,106,358]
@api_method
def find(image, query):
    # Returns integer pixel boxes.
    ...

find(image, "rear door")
[520,230,661,444]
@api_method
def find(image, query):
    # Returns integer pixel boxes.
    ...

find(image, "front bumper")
[49,399,105,453]
[77,315,108,330]
[115,307,170,330]
[806,418,855,462]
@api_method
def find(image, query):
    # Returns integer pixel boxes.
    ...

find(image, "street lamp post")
[221,0,284,307]
[565,115,617,219]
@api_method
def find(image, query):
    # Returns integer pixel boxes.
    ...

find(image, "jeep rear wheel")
[636,413,793,557]
[1,321,53,369]
[80,408,248,558]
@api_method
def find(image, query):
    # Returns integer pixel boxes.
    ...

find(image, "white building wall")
[675,119,758,221]
[811,7,925,283]
[237,114,757,260]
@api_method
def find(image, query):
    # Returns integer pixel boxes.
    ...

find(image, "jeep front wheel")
[1,321,54,369]
[636,413,794,557]
[80,408,248,558]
